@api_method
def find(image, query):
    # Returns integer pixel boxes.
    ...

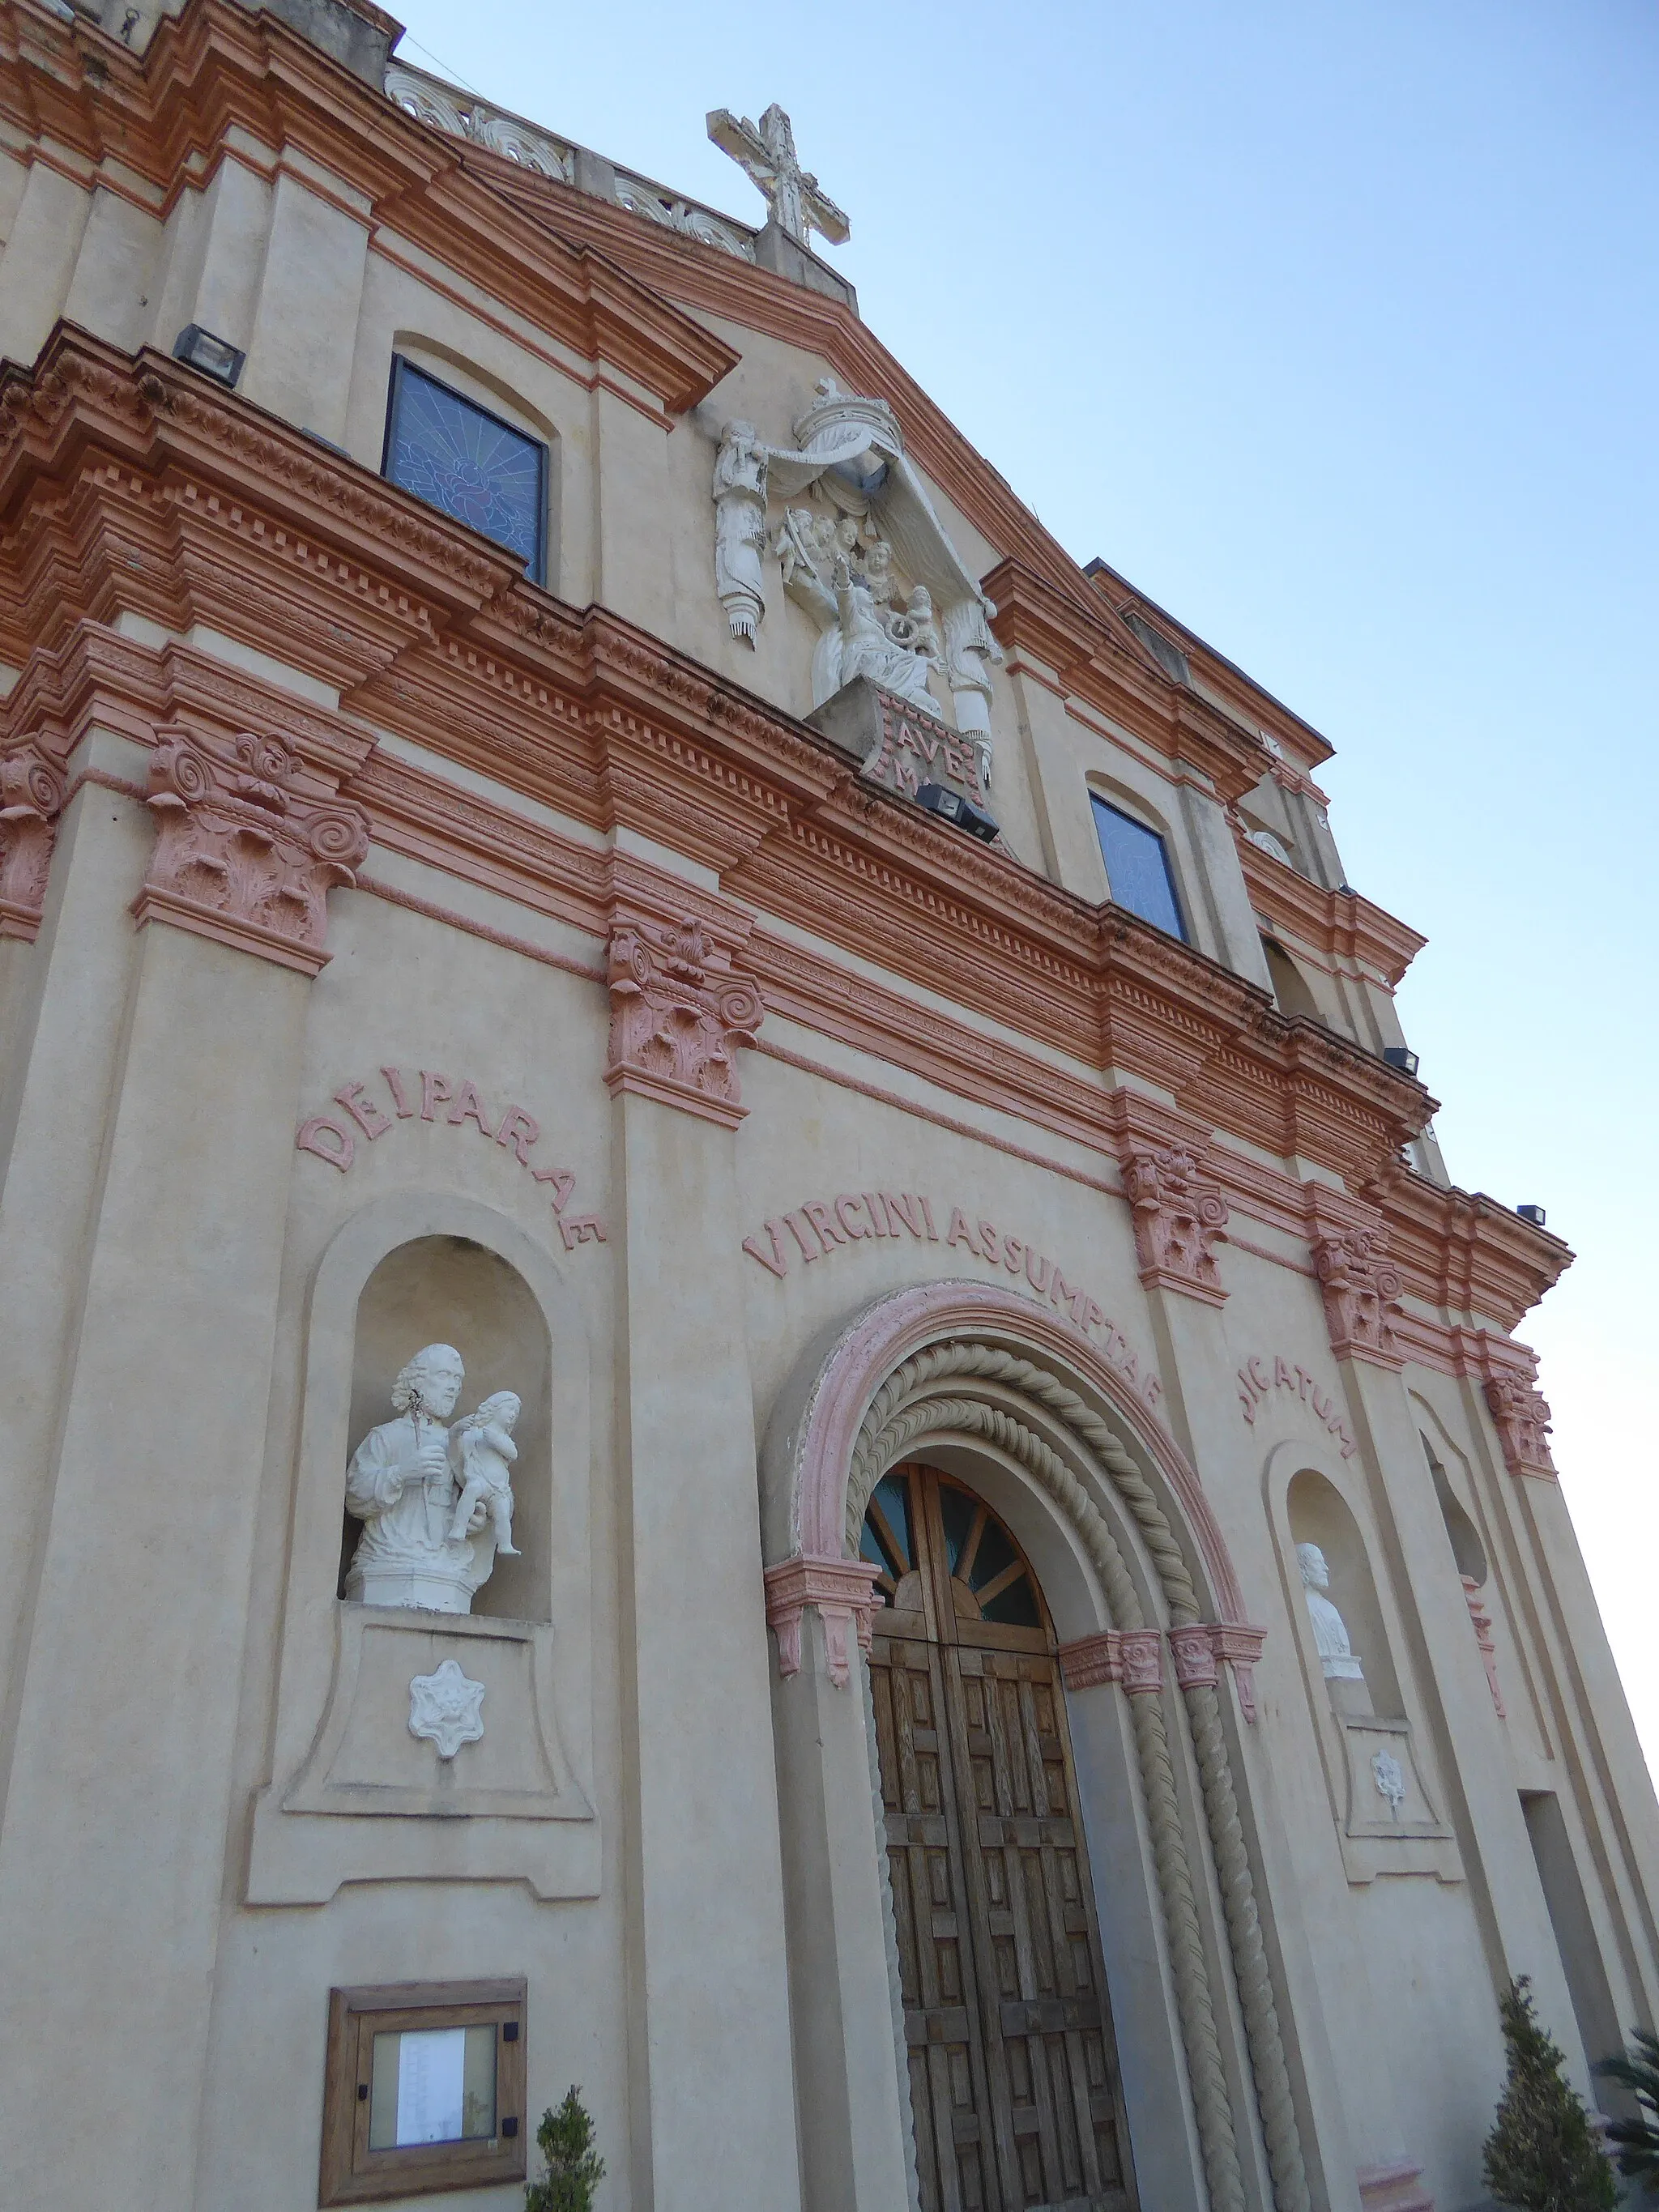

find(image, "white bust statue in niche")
[344,1345,519,1613]
[1296,1542,1365,1682]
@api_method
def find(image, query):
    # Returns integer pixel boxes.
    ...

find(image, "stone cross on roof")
[706,104,851,251]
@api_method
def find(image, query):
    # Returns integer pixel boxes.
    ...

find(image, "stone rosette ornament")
[407,1659,486,1760]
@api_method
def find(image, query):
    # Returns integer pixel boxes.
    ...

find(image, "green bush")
[524,2086,605,2212]
[1597,2026,1659,2189]
[1483,1976,1617,2212]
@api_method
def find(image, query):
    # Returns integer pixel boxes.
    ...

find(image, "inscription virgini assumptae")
[742,1190,1162,1406]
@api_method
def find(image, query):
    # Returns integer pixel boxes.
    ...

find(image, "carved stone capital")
[1207,1624,1268,1723]
[0,744,67,941]
[605,913,764,1127]
[1057,1626,1166,1696]
[763,1554,882,1690]
[1312,1225,1405,1368]
[1122,1144,1229,1303]
[133,727,369,976]
[1483,1374,1556,1481]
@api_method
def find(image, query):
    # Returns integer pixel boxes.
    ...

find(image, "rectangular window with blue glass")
[382,358,547,585]
[1090,795,1187,940]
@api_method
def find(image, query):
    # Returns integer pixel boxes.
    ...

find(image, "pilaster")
[1334,1351,1590,2087]
[0,721,366,2210]
[608,901,803,2212]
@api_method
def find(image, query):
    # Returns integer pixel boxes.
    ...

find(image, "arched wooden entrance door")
[862,1462,1137,2212]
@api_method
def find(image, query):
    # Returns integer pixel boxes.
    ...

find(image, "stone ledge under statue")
[246,1605,595,1905]
[808,675,997,830]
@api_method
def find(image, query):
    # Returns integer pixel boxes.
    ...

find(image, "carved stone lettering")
[293,1068,606,1247]
[739,1189,1162,1406]
[1235,1349,1358,1458]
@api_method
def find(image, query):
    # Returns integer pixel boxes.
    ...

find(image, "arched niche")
[1286,1467,1402,1717]
[1410,1395,1490,1588]
[1265,1438,1458,1879]
[1260,936,1323,1024]
[343,1234,552,1622]
[248,1190,595,1906]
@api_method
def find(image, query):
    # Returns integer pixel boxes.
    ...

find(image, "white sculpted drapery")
[344,1345,518,1613]
[713,380,1004,771]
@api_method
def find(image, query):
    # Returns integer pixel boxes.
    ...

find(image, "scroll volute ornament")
[1483,1374,1556,1481]
[134,727,369,976]
[1123,1144,1228,1303]
[0,744,67,940]
[605,914,764,1128]
[1312,1225,1405,1368]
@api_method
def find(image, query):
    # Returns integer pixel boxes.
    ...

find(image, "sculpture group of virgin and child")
[343,1343,520,1616]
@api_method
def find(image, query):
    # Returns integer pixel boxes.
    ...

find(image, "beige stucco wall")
[0,40,1653,2212]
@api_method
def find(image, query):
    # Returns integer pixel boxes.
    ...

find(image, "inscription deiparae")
[296,1066,606,1251]
[742,1188,1161,1407]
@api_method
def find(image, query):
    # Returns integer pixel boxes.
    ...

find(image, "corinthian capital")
[1311,1224,1405,1368]
[134,727,369,977]
[0,744,67,942]
[605,913,764,1128]
[1122,1144,1229,1303]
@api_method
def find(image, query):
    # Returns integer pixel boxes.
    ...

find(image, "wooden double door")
[863,1463,1137,2212]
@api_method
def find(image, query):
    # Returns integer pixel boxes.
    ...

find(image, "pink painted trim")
[1057,1631,1121,1690]
[1116,1629,1165,1694]
[789,1279,1249,1626]
[353,872,608,985]
[603,1062,748,1127]
[1167,1622,1219,1690]
[1357,2161,1434,2212]
[763,1554,883,1690]
[131,884,333,975]
[755,1035,1125,1202]
[1208,1624,1267,1723]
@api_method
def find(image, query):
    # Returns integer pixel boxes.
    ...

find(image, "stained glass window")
[383,358,547,582]
[1091,795,1187,941]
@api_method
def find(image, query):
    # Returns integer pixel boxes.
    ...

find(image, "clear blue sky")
[390,0,1659,1767]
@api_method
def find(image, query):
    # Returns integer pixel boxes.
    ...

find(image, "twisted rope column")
[851,1340,1311,2212]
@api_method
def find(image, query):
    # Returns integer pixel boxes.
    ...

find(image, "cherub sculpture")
[448,1391,522,1555]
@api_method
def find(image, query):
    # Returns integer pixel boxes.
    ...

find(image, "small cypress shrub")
[1483,1976,1617,2212]
[525,2085,605,2212]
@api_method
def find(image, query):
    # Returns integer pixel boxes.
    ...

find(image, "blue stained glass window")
[1091,795,1187,940]
[383,359,546,582]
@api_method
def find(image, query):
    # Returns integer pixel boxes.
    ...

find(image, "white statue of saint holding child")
[344,1345,522,1613]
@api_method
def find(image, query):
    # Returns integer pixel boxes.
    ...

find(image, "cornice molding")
[0,332,1570,1336]
[0,0,737,417]
[1239,836,1426,989]
[982,557,1274,808]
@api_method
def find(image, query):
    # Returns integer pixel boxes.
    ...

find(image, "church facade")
[0,5,1652,2210]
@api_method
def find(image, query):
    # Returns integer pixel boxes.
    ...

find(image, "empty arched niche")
[1286,1468,1402,1718]
[1422,1433,1487,1588]
[342,1234,552,1621]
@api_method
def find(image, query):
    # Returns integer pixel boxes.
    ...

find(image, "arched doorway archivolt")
[761,1280,1314,2212]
